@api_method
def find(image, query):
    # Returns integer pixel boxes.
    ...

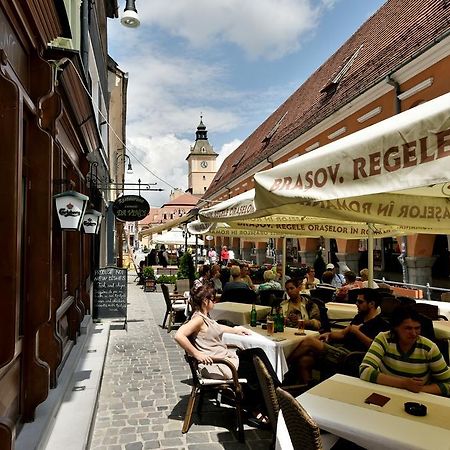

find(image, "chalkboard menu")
[93,267,127,320]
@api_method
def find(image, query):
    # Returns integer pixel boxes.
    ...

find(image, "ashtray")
[404,402,427,416]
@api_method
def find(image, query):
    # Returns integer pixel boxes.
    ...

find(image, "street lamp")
[121,0,140,28]
[117,153,133,174]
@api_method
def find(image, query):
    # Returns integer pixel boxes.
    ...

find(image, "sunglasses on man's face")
[356,299,366,305]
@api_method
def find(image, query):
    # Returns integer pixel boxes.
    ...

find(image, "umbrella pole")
[367,223,374,288]
[282,237,287,287]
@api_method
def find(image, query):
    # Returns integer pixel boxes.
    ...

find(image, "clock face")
[200,161,208,168]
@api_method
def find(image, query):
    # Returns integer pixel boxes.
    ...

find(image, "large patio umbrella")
[199,93,450,285]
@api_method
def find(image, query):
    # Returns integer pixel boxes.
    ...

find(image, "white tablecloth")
[326,302,357,320]
[277,373,450,450]
[223,326,318,381]
[210,302,271,325]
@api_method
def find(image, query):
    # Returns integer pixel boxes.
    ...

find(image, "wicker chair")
[161,283,186,332]
[253,356,307,447]
[183,354,246,442]
[276,387,323,450]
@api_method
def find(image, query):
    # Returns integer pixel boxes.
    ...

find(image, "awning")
[139,208,199,238]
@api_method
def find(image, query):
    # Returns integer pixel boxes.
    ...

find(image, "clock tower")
[186,117,218,196]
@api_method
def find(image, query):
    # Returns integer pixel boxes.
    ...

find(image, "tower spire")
[195,115,207,141]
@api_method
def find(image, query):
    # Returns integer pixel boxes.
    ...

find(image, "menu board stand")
[93,266,128,329]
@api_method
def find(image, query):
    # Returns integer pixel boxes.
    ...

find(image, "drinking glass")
[296,318,305,335]
[266,318,275,336]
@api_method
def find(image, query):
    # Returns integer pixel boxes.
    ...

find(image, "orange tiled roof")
[162,192,200,207]
[205,0,450,199]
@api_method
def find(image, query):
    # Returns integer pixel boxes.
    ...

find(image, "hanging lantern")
[83,209,102,234]
[54,191,89,231]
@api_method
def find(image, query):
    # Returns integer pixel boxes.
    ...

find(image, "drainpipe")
[386,75,408,283]
[266,155,275,168]
[385,75,401,114]
[80,0,90,77]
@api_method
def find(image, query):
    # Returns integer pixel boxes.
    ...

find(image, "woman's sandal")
[247,412,270,429]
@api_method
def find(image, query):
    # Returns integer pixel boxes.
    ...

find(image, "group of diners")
[175,280,450,429]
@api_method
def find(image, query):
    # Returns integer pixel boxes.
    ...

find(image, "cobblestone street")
[89,277,272,450]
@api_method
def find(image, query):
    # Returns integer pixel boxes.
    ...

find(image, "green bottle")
[250,303,257,327]
[276,307,284,332]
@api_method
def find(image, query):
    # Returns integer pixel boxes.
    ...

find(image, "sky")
[107,0,386,207]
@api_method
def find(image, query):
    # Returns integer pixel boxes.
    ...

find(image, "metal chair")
[276,387,323,450]
[412,303,448,321]
[161,283,186,332]
[259,289,285,307]
[183,354,246,442]
[221,287,258,304]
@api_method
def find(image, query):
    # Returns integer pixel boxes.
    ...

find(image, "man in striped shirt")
[360,306,450,396]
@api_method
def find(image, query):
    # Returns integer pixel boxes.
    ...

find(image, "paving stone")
[125,442,144,450]
[89,282,265,450]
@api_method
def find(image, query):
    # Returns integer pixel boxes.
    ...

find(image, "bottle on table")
[250,303,257,327]
[275,306,284,333]
[266,307,275,335]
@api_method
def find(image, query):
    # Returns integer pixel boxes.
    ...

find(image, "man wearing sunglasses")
[287,288,390,384]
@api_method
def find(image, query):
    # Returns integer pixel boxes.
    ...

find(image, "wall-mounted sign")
[83,209,102,234]
[54,191,89,231]
[112,195,150,222]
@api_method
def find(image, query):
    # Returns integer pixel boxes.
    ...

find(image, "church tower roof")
[188,116,218,157]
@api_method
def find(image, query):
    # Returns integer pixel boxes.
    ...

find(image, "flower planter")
[144,278,156,292]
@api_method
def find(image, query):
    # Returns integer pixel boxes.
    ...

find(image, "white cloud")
[133,0,336,59]
[124,134,191,206]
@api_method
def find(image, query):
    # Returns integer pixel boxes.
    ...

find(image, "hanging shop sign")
[54,191,89,231]
[83,209,103,234]
[112,195,150,221]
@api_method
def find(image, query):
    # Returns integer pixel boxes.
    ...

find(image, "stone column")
[231,237,241,259]
[241,241,253,261]
[298,251,316,267]
[255,242,266,265]
[405,256,437,286]
[335,252,360,273]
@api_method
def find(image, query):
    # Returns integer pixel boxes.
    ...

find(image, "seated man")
[316,270,336,292]
[360,305,450,396]
[281,279,321,330]
[288,288,389,383]
[223,265,250,292]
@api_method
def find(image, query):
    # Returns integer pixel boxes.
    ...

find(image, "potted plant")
[143,266,156,292]
[176,252,195,293]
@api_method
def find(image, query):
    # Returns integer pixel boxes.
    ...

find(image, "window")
[203,176,206,180]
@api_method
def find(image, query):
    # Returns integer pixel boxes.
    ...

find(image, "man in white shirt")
[326,263,345,288]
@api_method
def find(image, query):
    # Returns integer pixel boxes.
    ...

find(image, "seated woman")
[257,269,282,292]
[280,279,321,330]
[360,305,450,396]
[174,285,279,425]
[302,266,320,290]
[335,270,364,302]
[193,264,211,289]
[240,263,256,290]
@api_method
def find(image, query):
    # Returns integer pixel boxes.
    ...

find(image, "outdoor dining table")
[223,325,319,381]
[276,373,450,450]
[210,302,271,325]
